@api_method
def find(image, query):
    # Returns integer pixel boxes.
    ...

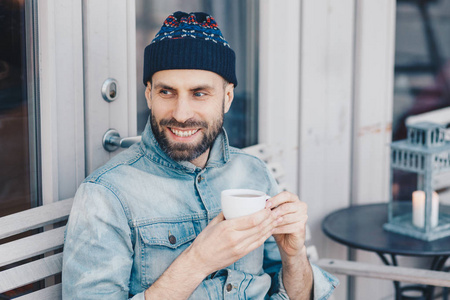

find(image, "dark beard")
[150,112,224,162]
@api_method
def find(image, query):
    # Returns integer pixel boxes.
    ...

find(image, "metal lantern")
[384,122,450,241]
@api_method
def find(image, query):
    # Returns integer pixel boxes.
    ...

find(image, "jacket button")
[197,176,203,183]
[168,235,176,244]
[226,283,233,292]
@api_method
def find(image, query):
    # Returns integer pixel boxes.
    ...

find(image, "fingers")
[242,224,277,253]
[276,210,307,226]
[244,210,279,237]
[221,209,279,250]
[229,207,275,231]
[272,216,307,235]
[270,202,298,217]
[266,191,301,209]
[234,212,279,253]
[268,191,307,214]
[266,192,308,235]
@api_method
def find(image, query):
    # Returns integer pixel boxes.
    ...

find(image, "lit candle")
[412,190,439,228]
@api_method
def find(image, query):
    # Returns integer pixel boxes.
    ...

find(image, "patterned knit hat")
[143,11,237,87]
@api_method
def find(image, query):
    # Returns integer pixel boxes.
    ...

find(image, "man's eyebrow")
[153,83,174,90]
[190,85,215,91]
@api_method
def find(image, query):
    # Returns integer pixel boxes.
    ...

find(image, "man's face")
[146,69,234,164]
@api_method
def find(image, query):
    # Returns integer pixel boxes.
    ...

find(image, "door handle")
[102,129,142,152]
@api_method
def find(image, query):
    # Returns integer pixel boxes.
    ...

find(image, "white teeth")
[170,129,199,137]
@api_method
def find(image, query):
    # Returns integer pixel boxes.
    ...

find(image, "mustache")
[159,118,208,129]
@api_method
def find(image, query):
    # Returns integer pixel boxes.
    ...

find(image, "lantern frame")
[383,122,450,241]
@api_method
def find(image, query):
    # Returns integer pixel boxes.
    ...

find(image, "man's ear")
[145,82,152,109]
[224,83,234,113]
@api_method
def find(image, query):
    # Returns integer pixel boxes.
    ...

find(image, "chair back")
[0,198,73,299]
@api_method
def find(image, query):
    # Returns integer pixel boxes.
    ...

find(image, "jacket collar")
[140,116,230,172]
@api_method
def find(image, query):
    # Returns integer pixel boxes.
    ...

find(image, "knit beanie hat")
[143,11,237,87]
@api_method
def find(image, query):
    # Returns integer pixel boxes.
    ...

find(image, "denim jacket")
[62,121,338,299]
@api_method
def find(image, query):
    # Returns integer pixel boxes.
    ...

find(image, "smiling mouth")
[169,128,200,137]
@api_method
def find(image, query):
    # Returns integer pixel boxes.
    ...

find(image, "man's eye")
[194,92,205,97]
[160,90,171,95]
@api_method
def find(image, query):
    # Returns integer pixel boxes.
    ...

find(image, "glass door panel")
[0,0,39,218]
[0,1,42,298]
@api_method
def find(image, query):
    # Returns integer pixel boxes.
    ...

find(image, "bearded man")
[62,11,338,300]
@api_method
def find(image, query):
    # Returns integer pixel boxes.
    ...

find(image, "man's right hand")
[188,207,280,276]
[144,206,280,300]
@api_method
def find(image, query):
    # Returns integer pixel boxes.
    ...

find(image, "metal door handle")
[102,129,142,152]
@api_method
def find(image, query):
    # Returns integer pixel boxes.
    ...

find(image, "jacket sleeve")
[262,164,339,300]
[62,182,144,300]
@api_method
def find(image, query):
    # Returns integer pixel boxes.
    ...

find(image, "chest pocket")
[138,221,197,287]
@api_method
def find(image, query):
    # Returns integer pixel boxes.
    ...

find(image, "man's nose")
[172,96,194,123]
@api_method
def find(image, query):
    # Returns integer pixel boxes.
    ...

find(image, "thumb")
[208,212,225,226]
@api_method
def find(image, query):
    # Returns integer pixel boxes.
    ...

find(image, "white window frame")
[38,0,85,205]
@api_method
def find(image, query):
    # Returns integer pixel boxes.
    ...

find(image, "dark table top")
[322,203,450,257]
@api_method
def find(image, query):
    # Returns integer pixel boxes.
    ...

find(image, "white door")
[37,0,138,207]
[1,2,139,297]
[83,0,137,174]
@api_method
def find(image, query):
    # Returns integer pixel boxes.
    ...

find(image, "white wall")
[298,1,355,299]
[259,0,301,195]
[259,0,355,299]
[260,0,398,299]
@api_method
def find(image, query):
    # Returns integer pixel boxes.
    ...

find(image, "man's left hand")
[266,191,308,259]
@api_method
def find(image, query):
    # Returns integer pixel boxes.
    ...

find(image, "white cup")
[221,189,269,219]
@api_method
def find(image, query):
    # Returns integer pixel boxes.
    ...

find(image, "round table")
[322,203,450,300]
